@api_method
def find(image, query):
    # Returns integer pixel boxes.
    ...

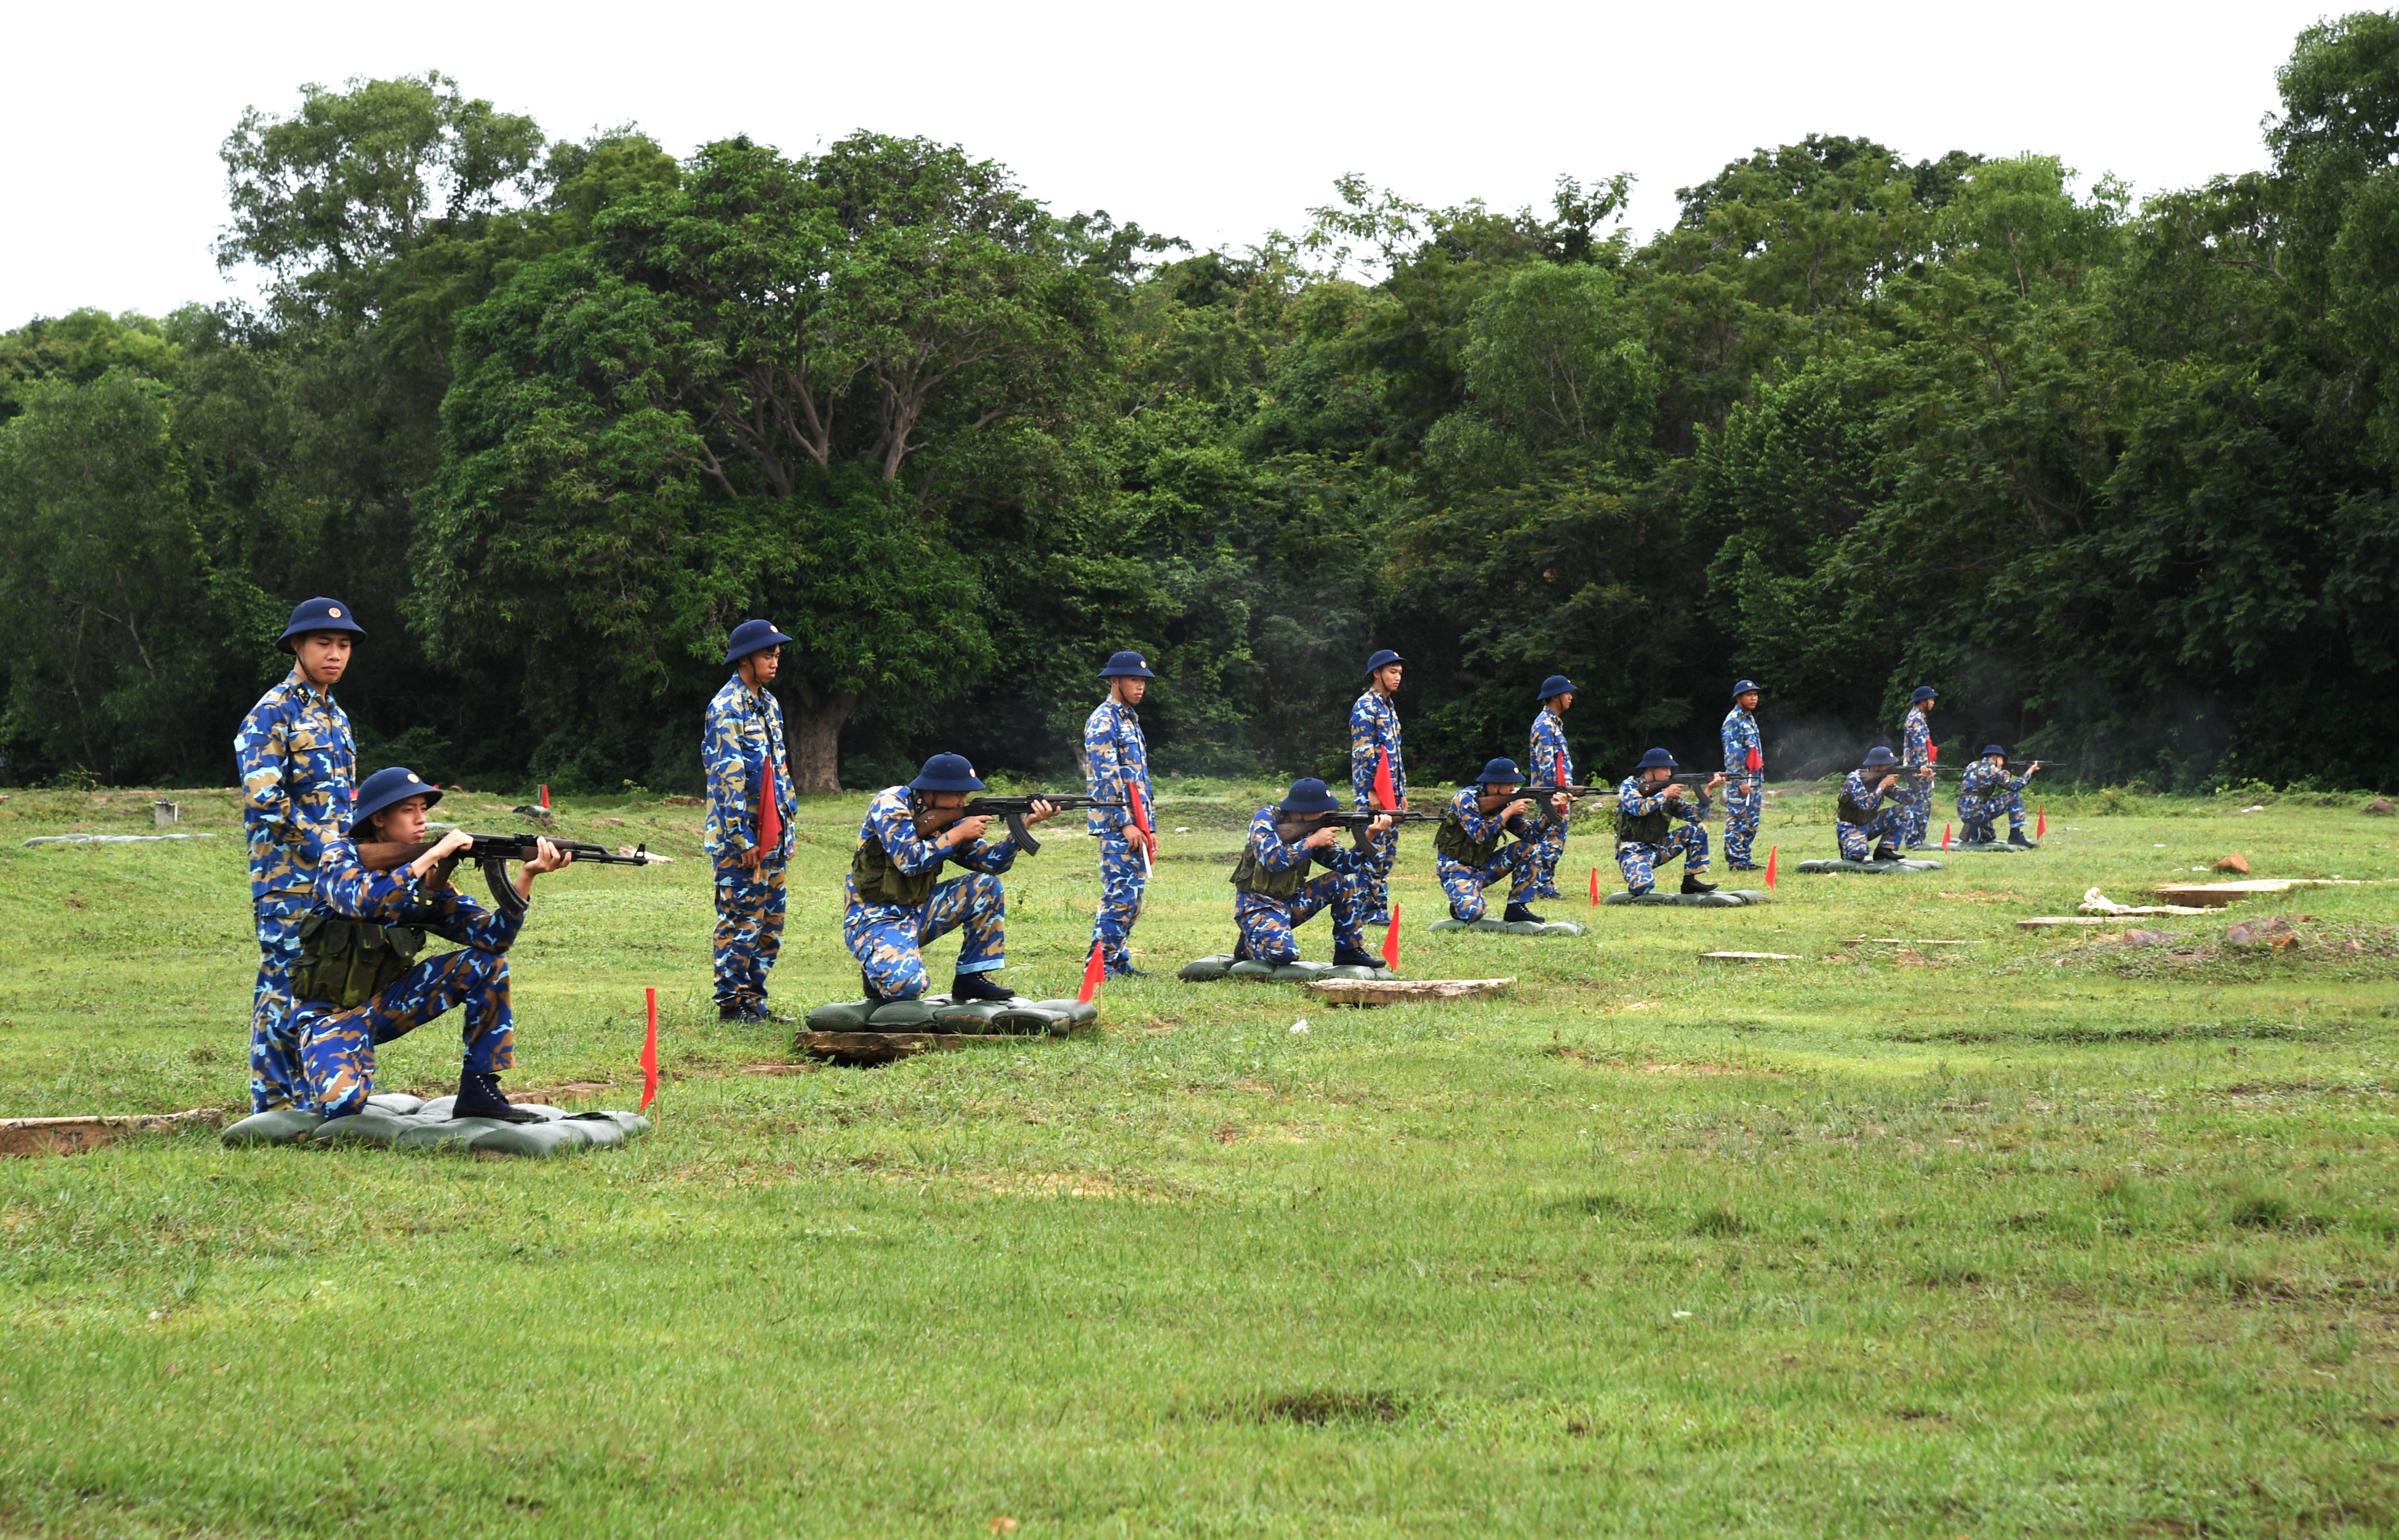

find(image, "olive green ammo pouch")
[1228,848,1306,900]
[1433,808,1502,867]
[850,838,938,907]
[1836,792,1871,825]
[1614,804,1671,845]
[292,913,426,1009]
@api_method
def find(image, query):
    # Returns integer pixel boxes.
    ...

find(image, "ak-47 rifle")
[1275,806,1440,853]
[953,794,1121,855]
[356,832,660,919]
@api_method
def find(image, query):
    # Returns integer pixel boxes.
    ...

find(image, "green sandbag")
[393,1117,507,1151]
[1179,954,1236,982]
[865,1000,935,1029]
[1605,890,1749,907]
[467,1120,594,1159]
[365,1092,426,1116]
[307,1112,412,1147]
[1430,916,1583,933]
[1030,999,1099,1025]
[1539,920,1586,936]
[989,1004,1068,1036]
[561,1113,626,1148]
[1794,858,1945,874]
[935,999,1009,1030]
[1270,962,1334,982]
[221,1107,326,1147]
[806,1000,874,1030]
[1951,840,2030,853]
[599,1111,652,1137]
[1228,960,1276,979]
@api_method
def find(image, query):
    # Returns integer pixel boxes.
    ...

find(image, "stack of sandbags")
[221,1092,649,1158]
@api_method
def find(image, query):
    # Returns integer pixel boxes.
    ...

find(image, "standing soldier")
[1436,758,1567,922]
[704,620,798,1024]
[1085,650,1158,978]
[235,597,364,1113]
[1956,745,2042,848]
[1721,679,1765,871]
[1899,685,1938,850]
[1838,747,1907,862]
[1526,675,1576,901]
[1613,749,1723,897]
[1349,649,1407,924]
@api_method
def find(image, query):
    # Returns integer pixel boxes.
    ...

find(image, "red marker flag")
[1746,746,1762,772]
[1382,905,1401,971]
[1764,845,1778,888]
[539,783,552,809]
[2036,805,2046,839]
[1128,782,1154,875]
[639,987,658,1113]
[756,758,782,856]
[1372,747,1398,811]
[1589,866,1599,906]
[1077,939,1107,1005]
[1941,822,1952,850]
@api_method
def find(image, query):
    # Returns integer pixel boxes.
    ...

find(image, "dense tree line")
[6,18,2399,794]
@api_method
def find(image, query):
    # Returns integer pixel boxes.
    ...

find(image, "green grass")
[1,779,2396,1536]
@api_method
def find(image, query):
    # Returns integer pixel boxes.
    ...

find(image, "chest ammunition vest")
[292,913,426,1010]
[1435,804,1505,867]
[850,835,938,907]
[1229,835,1308,900]
[1615,791,1672,845]
[1837,786,1873,824]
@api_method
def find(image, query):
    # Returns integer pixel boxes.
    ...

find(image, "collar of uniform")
[284,663,332,707]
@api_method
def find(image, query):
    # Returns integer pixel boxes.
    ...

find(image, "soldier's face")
[1374,665,1403,694]
[295,633,352,688]
[1119,677,1147,705]
[1550,692,1573,713]
[1644,769,1671,787]
[1484,783,1520,803]
[1737,692,1758,711]
[372,796,429,844]
[743,647,782,685]
[924,791,967,812]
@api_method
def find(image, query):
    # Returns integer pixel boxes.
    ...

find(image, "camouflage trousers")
[250,893,311,1113]
[1526,815,1569,899]
[845,872,1007,1000]
[295,947,514,1117]
[1955,789,2025,842]
[1438,842,1540,921]
[1234,874,1369,965]
[1836,808,1904,862]
[1897,773,1935,848]
[1723,781,1763,868]
[1354,824,1398,923]
[1090,834,1148,977]
[713,858,787,1008]
[1616,826,1710,897]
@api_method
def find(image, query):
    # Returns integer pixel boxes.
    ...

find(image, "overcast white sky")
[3,0,2339,324]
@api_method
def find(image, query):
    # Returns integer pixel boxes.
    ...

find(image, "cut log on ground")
[1846,937,1980,946]
[0,1107,225,1157]
[1307,976,1514,1007]
[2081,887,2215,916]
[1698,951,1803,962]
[2021,917,2122,928]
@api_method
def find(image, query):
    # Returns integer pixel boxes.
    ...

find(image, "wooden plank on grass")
[0,1108,225,1157]
[2021,917,2117,928]
[1699,951,1802,962]
[1306,976,1514,1007]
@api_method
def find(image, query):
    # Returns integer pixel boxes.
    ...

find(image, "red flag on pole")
[1128,782,1153,875]
[1764,846,1778,888]
[1372,747,1398,811]
[638,987,658,1113]
[1381,905,1401,971]
[756,758,782,856]
[1076,940,1107,1005]
[1588,866,1599,906]
[1941,822,1952,850]
[2036,805,2046,839]
[1746,746,1762,772]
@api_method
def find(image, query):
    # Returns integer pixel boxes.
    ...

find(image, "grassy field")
[1,777,2395,1537]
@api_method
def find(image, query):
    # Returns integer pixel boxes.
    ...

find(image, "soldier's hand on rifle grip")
[1303,824,1343,851]
[1022,798,1060,827]
[945,814,994,847]
[1503,797,1536,821]
[1706,772,1727,793]
[1878,774,1900,792]
[410,829,477,885]
[1367,813,1394,837]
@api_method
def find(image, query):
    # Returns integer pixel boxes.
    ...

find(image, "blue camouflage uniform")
[1084,697,1151,977]
[294,838,521,1118]
[1526,707,1573,899]
[1721,706,1764,869]
[1899,706,1935,849]
[1436,785,1542,921]
[703,676,798,1011]
[1348,690,1405,920]
[1614,776,1712,895]
[1837,769,1905,861]
[235,667,355,1112]
[1233,806,1375,963]
[844,787,1023,999]
[1956,762,2030,842]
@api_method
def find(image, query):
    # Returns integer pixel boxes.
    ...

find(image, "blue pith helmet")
[1635,748,1678,772]
[908,753,985,793]
[723,618,794,666]
[1981,743,2008,758]
[1537,674,1575,701]
[1278,777,1340,815]
[1862,746,1899,768]
[1364,649,1406,677]
[353,766,441,827]
[1098,650,1155,679]
[1473,757,1524,786]
[1910,685,1938,704]
[1730,678,1761,701]
[278,597,366,652]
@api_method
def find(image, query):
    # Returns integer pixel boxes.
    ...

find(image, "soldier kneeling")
[1436,758,1567,923]
[1838,747,1907,862]
[1956,744,2041,848]
[846,754,1057,1004]
[1231,778,1392,967]
[295,767,570,1124]
[1615,749,1724,896]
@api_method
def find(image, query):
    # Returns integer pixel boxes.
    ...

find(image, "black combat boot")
[718,1001,766,1023]
[861,968,890,1007]
[1871,842,1901,863]
[452,1069,543,1124]
[2008,827,2037,848]
[1332,943,1382,969]
[950,972,1017,1003]
[1231,936,1254,963]
[1504,902,1546,924]
[1680,872,1718,895]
